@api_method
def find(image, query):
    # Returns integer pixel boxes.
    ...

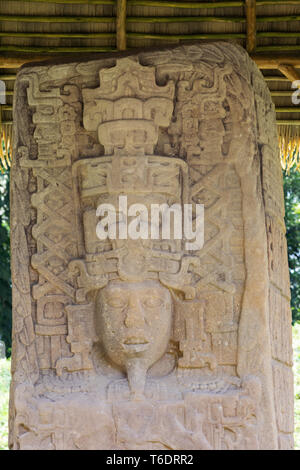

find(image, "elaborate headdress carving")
[70,58,199,302]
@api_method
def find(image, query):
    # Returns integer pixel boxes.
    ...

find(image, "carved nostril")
[124,307,144,328]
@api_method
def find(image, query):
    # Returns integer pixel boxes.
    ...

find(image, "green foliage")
[0,172,11,357]
[293,323,300,450]
[284,169,300,324]
[0,358,11,450]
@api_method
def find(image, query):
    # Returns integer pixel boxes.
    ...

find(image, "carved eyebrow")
[105,290,124,297]
[143,290,164,296]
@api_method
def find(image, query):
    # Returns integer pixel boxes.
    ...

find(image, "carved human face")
[95,280,172,370]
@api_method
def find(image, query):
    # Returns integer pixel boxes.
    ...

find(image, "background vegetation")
[284,170,300,323]
[0,171,11,357]
[294,323,300,450]
[0,358,10,450]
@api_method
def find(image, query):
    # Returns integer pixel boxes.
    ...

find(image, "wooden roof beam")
[1,14,300,24]
[1,52,300,72]
[277,65,300,83]
[246,0,256,54]
[253,54,300,68]
[0,57,52,68]
[117,0,127,51]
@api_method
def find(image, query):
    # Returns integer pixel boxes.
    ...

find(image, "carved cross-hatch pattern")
[190,162,235,294]
[166,65,237,297]
[17,74,80,371]
[31,167,75,301]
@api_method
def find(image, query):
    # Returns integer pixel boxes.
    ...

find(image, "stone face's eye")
[142,296,164,308]
[106,296,127,309]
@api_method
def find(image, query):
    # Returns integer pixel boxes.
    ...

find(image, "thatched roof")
[1,0,300,171]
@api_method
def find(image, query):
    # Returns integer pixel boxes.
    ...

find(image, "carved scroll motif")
[18,74,81,372]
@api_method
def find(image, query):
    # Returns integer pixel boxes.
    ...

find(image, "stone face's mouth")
[124,337,149,345]
[122,337,150,354]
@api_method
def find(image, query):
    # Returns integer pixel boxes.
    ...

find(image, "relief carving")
[10,43,292,450]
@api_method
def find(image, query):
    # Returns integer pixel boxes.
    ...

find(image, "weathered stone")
[9,43,293,450]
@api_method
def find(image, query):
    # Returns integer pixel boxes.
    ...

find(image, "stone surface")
[9,42,293,450]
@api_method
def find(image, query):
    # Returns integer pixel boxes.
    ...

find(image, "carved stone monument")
[10,43,293,450]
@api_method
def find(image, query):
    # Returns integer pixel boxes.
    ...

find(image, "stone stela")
[9,43,293,450]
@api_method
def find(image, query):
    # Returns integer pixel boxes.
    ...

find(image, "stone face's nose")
[124,297,145,329]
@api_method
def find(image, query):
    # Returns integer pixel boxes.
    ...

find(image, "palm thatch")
[0,120,12,173]
[278,124,300,172]
[0,0,300,171]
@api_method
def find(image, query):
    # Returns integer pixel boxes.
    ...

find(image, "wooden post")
[117,0,127,51]
[246,0,256,53]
